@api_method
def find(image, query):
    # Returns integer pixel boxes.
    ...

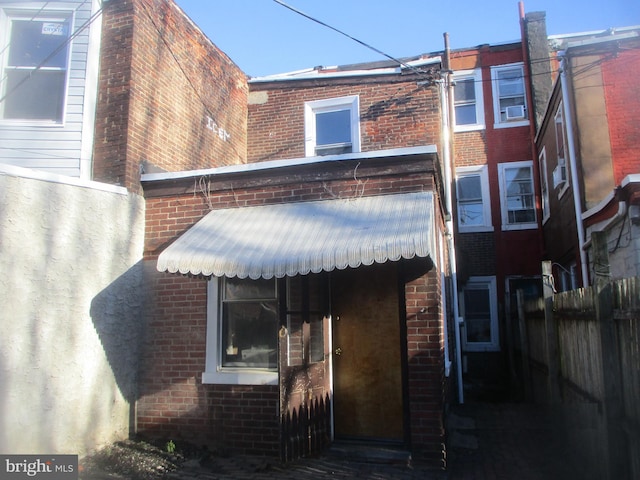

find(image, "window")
[539,147,550,223]
[553,102,569,193]
[461,276,498,351]
[498,161,537,230]
[1,12,72,122]
[455,165,492,232]
[220,277,278,370]
[203,275,328,385]
[491,63,528,127]
[305,96,360,156]
[453,69,484,131]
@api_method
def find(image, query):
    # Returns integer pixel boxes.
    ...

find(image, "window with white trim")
[453,69,484,131]
[498,161,537,230]
[491,63,528,128]
[1,11,72,123]
[461,276,499,352]
[203,275,329,385]
[304,96,360,156]
[553,102,569,194]
[539,147,550,223]
[455,165,492,232]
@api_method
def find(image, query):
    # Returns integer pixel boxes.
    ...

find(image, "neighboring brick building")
[536,28,640,285]
[94,0,248,192]
[447,36,544,399]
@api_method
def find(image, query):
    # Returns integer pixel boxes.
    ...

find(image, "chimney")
[523,11,553,132]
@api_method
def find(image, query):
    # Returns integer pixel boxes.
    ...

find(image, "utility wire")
[272,0,430,76]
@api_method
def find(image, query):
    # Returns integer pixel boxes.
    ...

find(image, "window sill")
[202,369,278,386]
[454,124,485,133]
[501,223,538,231]
[458,225,494,233]
[493,120,529,129]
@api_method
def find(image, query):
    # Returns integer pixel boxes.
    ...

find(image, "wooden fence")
[515,232,640,480]
[280,393,332,462]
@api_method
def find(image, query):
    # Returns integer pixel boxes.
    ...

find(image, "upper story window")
[491,63,528,128]
[498,161,537,230]
[1,12,72,123]
[553,102,569,193]
[305,96,360,157]
[538,147,550,224]
[453,69,484,131]
[456,165,492,232]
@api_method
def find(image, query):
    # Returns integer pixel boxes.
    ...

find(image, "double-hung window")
[461,276,498,351]
[498,161,537,230]
[1,12,72,122]
[491,63,528,127]
[304,96,360,157]
[455,165,492,232]
[453,69,484,131]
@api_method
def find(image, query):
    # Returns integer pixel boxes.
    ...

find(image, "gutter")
[559,52,590,287]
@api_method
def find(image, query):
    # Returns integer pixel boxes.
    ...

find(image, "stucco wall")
[0,169,145,456]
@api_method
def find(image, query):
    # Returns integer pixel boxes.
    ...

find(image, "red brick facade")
[602,44,640,183]
[94,0,248,193]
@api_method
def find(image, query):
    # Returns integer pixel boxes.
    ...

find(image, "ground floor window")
[461,276,499,351]
[203,274,329,385]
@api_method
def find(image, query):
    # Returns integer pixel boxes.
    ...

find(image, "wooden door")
[331,263,404,441]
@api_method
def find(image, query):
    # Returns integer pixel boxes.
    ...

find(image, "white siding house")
[0,0,102,178]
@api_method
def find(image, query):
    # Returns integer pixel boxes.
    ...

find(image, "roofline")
[141,145,438,183]
[248,57,441,83]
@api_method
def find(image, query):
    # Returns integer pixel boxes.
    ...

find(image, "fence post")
[542,261,560,403]
[591,232,628,479]
[516,289,532,400]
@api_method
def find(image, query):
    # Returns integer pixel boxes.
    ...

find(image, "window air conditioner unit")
[552,163,567,188]
[505,105,525,120]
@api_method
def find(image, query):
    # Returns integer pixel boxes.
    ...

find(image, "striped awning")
[157,192,434,279]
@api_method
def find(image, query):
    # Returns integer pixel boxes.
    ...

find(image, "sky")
[174,0,640,78]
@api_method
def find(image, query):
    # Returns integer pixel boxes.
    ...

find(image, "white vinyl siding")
[0,0,102,179]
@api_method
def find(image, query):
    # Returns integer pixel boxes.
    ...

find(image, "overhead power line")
[272,0,431,76]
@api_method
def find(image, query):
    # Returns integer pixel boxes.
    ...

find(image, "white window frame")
[553,102,570,197]
[304,95,360,157]
[539,147,550,224]
[461,276,499,352]
[0,7,73,125]
[498,160,537,231]
[203,277,278,385]
[453,69,485,132]
[455,165,493,232]
[491,63,529,129]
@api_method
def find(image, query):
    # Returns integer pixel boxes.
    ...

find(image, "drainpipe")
[441,33,465,404]
[559,52,590,286]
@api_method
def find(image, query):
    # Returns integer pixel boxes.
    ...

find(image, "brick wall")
[247,78,441,162]
[94,0,248,192]
[602,44,640,184]
[405,267,446,465]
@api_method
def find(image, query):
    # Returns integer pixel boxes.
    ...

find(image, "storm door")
[331,263,405,442]
[279,273,332,461]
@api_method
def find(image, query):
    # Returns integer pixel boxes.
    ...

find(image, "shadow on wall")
[90,260,147,435]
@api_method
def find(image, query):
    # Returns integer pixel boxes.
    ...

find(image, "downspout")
[559,52,590,286]
[441,33,465,404]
